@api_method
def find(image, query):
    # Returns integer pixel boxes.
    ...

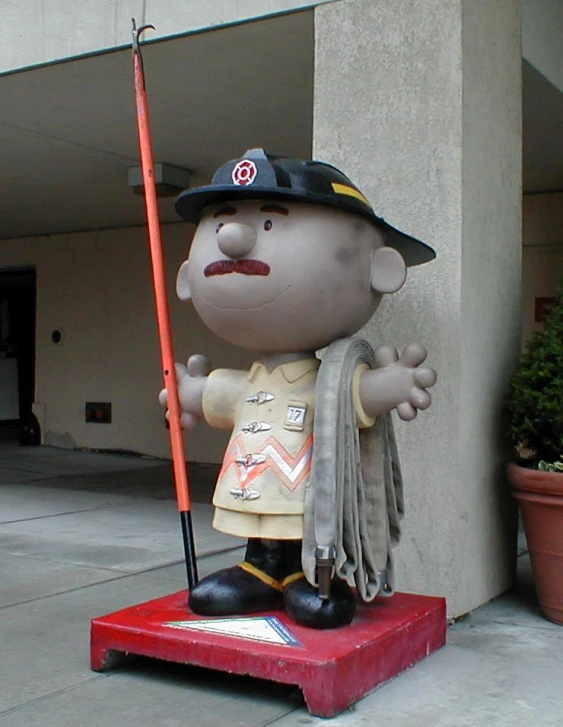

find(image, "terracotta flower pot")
[507,463,563,625]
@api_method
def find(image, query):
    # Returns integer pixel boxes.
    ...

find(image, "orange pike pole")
[131,19,198,590]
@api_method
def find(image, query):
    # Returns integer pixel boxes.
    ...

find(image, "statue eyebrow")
[260,204,289,216]
[213,206,237,218]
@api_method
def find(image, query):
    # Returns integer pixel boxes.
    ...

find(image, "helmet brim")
[175,185,436,267]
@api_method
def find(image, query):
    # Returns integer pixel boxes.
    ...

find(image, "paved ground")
[1,445,562,726]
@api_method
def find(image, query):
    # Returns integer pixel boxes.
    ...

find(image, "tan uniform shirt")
[202,358,374,540]
[202,358,319,539]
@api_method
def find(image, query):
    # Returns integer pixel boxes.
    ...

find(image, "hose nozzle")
[315,545,336,600]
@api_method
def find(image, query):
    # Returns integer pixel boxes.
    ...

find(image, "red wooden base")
[91,590,446,717]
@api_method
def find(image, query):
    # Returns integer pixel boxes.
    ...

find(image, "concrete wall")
[2,223,254,463]
[1,0,336,73]
[522,193,563,343]
[458,0,523,616]
[314,0,521,617]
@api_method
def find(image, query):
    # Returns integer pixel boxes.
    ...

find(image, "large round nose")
[217,222,256,259]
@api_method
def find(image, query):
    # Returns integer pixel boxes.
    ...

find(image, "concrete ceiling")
[0,13,561,241]
[523,59,563,193]
[0,12,314,240]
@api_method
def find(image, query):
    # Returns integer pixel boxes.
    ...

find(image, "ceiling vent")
[128,163,191,198]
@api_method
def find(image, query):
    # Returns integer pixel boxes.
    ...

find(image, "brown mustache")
[204,259,271,277]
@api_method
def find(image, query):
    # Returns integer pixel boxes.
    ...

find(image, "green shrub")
[538,456,563,472]
[504,281,563,466]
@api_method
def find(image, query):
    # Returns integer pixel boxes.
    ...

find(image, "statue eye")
[216,222,224,234]
[263,220,273,231]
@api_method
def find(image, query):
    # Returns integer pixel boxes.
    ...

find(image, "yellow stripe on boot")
[239,561,283,592]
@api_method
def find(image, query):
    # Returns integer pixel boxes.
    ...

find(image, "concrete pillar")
[314,0,522,617]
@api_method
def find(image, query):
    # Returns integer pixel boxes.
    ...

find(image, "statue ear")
[370,247,407,294]
[176,261,191,301]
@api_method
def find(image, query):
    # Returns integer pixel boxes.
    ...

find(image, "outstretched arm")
[159,355,248,430]
[158,354,211,429]
[359,343,437,421]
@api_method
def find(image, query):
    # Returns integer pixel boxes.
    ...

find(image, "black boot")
[282,540,356,630]
[189,538,283,616]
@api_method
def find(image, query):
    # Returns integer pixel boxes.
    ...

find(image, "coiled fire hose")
[302,338,404,602]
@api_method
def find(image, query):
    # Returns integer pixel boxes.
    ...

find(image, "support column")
[314,0,522,616]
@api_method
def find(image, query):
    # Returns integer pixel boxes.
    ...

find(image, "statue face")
[180,200,386,352]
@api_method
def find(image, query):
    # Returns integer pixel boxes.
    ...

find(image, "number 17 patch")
[284,400,307,431]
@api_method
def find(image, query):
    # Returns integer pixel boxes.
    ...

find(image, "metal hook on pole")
[132,18,156,52]
[131,19,156,85]
[130,17,199,592]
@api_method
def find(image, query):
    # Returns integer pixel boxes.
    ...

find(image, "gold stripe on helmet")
[331,182,370,206]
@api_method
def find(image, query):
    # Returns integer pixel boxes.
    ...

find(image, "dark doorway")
[0,268,36,444]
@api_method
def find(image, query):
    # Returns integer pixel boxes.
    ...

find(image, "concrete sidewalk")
[1,446,562,726]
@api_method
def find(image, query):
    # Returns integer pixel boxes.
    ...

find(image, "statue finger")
[174,362,188,380]
[180,412,199,429]
[187,354,212,378]
[374,344,399,368]
[413,367,437,388]
[397,402,417,421]
[399,342,427,367]
[410,388,431,410]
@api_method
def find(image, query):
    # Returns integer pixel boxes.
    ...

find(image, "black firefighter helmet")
[175,149,435,267]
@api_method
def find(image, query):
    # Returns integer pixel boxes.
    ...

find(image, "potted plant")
[505,281,563,625]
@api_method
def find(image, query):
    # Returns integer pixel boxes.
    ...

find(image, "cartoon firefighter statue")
[160,149,437,630]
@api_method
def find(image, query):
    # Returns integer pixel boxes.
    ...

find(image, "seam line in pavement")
[255,707,303,726]
[0,546,244,610]
[1,506,120,525]
[0,676,103,720]
[0,572,137,610]
[452,617,561,633]
[0,544,243,575]
[0,495,190,524]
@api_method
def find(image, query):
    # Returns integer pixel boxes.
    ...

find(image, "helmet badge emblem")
[232,160,257,186]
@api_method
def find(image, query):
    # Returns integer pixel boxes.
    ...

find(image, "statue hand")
[360,343,437,421]
[158,354,212,429]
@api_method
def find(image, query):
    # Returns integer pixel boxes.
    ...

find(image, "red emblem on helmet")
[232,160,257,186]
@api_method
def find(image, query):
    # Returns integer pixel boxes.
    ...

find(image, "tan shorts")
[213,507,304,540]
